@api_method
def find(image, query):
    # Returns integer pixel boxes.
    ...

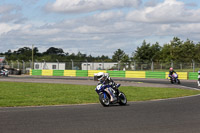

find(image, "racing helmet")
[198,70,200,75]
[96,72,105,81]
[169,67,173,71]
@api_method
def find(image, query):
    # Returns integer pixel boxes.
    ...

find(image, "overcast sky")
[0,0,200,57]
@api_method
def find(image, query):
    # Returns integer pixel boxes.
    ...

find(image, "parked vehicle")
[169,73,180,84]
[95,83,127,107]
[0,69,9,77]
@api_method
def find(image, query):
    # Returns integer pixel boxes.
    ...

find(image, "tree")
[195,43,200,62]
[178,39,195,62]
[133,40,154,62]
[43,47,64,55]
[169,37,183,61]
[112,49,126,62]
[150,42,161,62]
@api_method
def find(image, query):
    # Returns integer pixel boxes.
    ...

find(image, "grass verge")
[0,81,200,107]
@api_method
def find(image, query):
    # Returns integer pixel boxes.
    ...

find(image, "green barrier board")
[53,70,64,76]
[76,70,88,77]
[32,70,42,76]
[188,72,198,80]
[146,71,166,79]
[107,71,125,77]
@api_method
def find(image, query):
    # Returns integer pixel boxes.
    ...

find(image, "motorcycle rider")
[198,70,200,87]
[168,67,176,80]
[96,72,117,102]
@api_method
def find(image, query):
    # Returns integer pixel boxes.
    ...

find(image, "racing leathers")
[98,73,118,102]
[169,70,176,80]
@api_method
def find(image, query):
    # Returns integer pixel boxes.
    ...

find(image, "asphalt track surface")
[0,76,200,133]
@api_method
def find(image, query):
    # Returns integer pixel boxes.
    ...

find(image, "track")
[0,76,200,133]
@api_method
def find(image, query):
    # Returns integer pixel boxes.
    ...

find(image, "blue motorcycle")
[95,83,127,107]
[168,73,180,84]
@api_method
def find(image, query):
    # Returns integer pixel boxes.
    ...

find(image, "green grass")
[0,81,200,107]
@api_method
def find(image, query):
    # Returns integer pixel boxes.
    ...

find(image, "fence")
[1,60,200,74]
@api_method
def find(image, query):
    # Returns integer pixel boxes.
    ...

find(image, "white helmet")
[96,72,105,81]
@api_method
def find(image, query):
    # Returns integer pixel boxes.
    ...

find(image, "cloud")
[1,0,200,57]
[0,4,17,14]
[46,0,142,13]
[126,0,200,23]
[92,11,124,22]
[0,23,21,35]
[0,4,24,23]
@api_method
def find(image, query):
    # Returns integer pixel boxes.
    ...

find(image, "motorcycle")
[0,69,9,77]
[95,83,127,107]
[169,73,180,84]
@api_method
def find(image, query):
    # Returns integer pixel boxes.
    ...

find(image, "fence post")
[133,61,136,71]
[22,60,25,74]
[11,60,13,68]
[56,59,59,70]
[102,60,104,70]
[151,59,154,71]
[85,59,88,70]
[16,60,19,69]
[192,60,195,72]
[171,60,173,68]
[29,60,32,69]
[118,61,120,70]
[71,59,74,70]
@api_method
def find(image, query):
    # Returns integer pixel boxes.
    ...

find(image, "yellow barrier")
[165,72,169,79]
[165,72,187,79]
[64,70,76,76]
[29,69,32,75]
[88,70,107,77]
[125,71,145,78]
[42,70,53,76]
[177,72,188,79]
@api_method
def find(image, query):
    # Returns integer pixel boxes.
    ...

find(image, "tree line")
[0,37,200,63]
[133,37,200,63]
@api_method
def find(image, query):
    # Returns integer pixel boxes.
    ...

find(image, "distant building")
[0,57,5,67]
[34,62,65,70]
[81,62,119,70]
[0,57,5,63]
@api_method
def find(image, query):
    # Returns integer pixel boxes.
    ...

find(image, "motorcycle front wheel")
[118,92,127,105]
[99,93,110,107]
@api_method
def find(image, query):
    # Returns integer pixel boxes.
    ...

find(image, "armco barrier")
[188,72,198,80]
[88,70,107,77]
[176,72,188,80]
[53,70,64,76]
[76,70,88,77]
[125,71,145,78]
[42,70,53,76]
[31,69,42,76]
[107,71,125,77]
[146,72,166,79]
[64,70,76,76]
[29,69,198,80]
[165,72,188,80]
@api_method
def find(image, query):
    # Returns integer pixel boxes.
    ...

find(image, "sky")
[0,0,200,57]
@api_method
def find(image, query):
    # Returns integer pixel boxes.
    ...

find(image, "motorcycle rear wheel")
[99,93,110,107]
[177,79,180,84]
